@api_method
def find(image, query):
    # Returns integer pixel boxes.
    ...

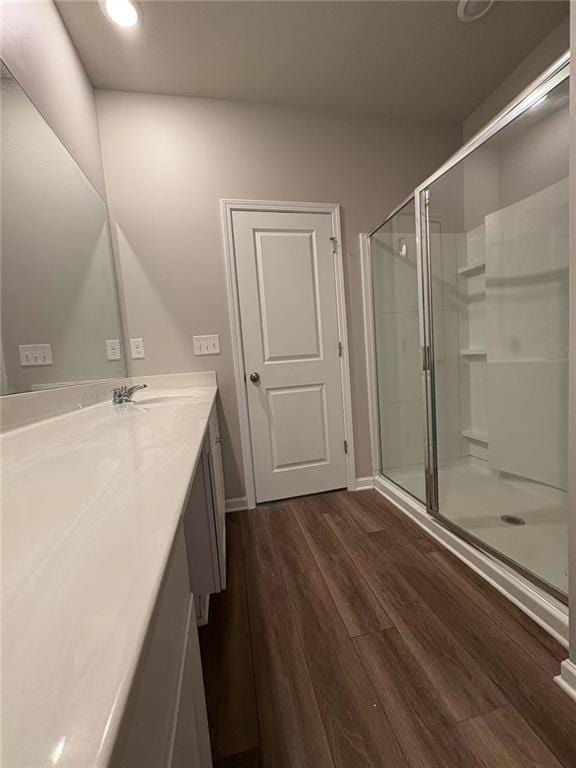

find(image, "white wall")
[96,90,461,498]
[0,0,105,195]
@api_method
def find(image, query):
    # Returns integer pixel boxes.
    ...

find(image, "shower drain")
[500,515,526,526]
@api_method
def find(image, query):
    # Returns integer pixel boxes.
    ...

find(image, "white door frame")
[221,199,356,509]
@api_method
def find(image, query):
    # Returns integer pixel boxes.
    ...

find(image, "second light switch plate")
[106,339,122,361]
[130,338,146,359]
[193,335,220,355]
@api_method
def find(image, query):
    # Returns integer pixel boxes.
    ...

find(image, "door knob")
[249,371,260,383]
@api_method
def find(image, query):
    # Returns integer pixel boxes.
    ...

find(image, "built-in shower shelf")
[458,259,486,276]
[460,348,487,358]
[462,428,489,444]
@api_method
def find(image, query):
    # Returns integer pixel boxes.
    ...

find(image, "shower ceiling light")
[457,0,496,23]
[100,0,139,28]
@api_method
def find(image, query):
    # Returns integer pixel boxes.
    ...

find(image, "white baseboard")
[349,476,375,491]
[373,475,569,647]
[225,496,248,513]
[555,659,576,703]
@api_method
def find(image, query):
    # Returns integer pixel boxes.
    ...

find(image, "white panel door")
[233,209,347,502]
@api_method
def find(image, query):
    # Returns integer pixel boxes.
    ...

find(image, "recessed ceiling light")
[100,0,139,28]
[457,0,496,23]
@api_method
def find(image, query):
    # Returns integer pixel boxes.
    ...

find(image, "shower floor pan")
[386,457,568,595]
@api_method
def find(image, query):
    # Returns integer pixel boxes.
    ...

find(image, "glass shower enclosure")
[371,198,427,505]
[369,53,570,602]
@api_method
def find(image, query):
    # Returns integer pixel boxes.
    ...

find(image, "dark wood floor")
[199,490,576,768]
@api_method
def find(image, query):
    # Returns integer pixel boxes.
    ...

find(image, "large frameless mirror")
[1,63,125,395]
[421,67,569,599]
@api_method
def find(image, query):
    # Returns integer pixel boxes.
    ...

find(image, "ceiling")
[57,0,569,123]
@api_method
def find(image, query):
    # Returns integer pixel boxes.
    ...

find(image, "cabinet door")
[111,524,213,768]
[172,607,212,768]
[208,404,226,589]
[111,525,192,767]
[183,439,221,595]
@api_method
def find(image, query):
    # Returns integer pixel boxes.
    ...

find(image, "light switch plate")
[130,338,146,359]
[193,335,220,355]
[105,339,122,361]
[19,344,53,367]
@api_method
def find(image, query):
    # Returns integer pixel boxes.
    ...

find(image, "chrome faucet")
[112,383,148,404]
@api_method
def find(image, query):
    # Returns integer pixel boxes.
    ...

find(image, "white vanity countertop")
[2,374,218,768]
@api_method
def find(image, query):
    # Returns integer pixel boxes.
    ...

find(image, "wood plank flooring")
[199,490,576,768]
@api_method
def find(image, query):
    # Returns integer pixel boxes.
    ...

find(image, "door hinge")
[344,440,348,454]
[338,341,343,357]
[330,236,338,254]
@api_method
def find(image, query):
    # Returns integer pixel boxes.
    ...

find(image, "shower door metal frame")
[414,187,438,513]
[367,193,432,504]
[414,51,571,604]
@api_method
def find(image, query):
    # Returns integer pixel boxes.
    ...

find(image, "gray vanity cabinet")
[207,403,227,589]
[111,524,212,768]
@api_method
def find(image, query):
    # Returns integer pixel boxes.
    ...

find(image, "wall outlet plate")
[19,344,53,367]
[130,338,146,359]
[105,339,122,361]
[193,335,220,355]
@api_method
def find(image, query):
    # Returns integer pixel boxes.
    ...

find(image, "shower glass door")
[420,65,570,599]
[370,199,427,503]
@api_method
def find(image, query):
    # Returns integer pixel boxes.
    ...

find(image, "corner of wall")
[462,17,570,141]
